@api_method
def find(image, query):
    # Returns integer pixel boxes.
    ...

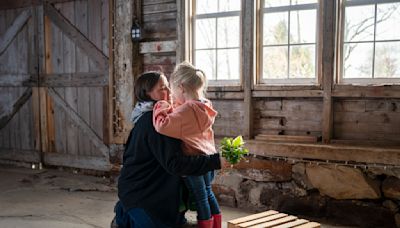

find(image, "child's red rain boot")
[197,218,214,228]
[212,214,222,228]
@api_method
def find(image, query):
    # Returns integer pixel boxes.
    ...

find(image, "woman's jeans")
[114,201,170,228]
[184,171,221,220]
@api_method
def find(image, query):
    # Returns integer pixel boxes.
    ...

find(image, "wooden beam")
[0,0,77,10]
[0,149,41,163]
[47,88,110,159]
[0,73,32,86]
[43,3,108,70]
[36,72,109,87]
[206,91,244,100]
[176,0,189,63]
[242,0,255,139]
[139,40,177,54]
[321,0,336,143]
[333,85,400,98]
[255,134,318,143]
[0,9,31,55]
[252,90,323,98]
[0,87,32,130]
[43,153,111,171]
[246,140,400,166]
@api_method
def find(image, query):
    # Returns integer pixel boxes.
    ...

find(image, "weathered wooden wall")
[0,7,39,163]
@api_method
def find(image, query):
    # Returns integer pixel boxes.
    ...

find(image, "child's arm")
[153,100,184,139]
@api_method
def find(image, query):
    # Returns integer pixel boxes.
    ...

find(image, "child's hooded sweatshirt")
[153,99,218,156]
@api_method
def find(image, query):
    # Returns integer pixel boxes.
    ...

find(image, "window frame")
[189,0,243,87]
[257,0,322,86]
[337,0,400,85]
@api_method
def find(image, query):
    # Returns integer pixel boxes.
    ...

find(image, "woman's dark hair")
[134,72,161,102]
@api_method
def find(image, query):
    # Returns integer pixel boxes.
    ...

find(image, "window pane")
[265,0,290,8]
[290,9,317,44]
[217,16,240,48]
[217,49,240,80]
[195,50,216,80]
[219,0,241,12]
[375,42,400,78]
[344,5,375,42]
[343,43,373,78]
[195,19,216,49]
[376,3,400,41]
[263,46,288,79]
[264,12,288,45]
[291,0,317,5]
[289,45,315,78]
[196,0,218,14]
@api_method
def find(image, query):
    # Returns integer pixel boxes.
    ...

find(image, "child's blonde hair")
[170,61,207,95]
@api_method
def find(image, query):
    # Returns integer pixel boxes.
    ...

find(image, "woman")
[115,72,221,228]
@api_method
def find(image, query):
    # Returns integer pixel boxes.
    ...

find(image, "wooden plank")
[142,2,176,15]
[0,87,32,130]
[38,72,108,87]
[43,153,111,171]
[142,0,175,5]
[0,9,30,55]
[239,213,288,227]
[44,10,56,153]
[246,140,400,166]
[333,85,400,98]
[43,2,108,70]
[248,215,297,228]
[207,91,244,100]
[0,149,40,163]
[255,134,318,143]
[61,1,78,156]
[47,88,109,158]
[228,211,279,227]
[0,73,32,86]
[88,0,102,72]
[143,11,176,23]
[139,40,177,54]
[51,3,66,154]
[242,0,254,140]
[0,0,75,10]
[74,0,91,156]
[252,90,323,98]
[272,219,309,228]
[293,222,320,228]
[101,0,109,57]
[88,0,104,156]
[321,0,335,143]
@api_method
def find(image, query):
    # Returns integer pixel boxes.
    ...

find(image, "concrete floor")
[0,164,349,228]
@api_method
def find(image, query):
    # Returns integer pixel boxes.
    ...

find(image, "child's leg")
[183,176,212,220]
[204,171,221,215]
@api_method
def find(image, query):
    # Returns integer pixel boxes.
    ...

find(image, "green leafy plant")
[220,136,249,165]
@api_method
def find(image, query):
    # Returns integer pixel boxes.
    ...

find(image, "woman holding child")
[115,62,222,228]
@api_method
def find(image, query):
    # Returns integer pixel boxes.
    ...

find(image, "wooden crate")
[228,210,321,228]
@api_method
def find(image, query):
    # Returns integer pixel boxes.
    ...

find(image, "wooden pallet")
[228,210,321,228]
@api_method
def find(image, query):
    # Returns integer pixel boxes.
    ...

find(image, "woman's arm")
[148,123,221,176]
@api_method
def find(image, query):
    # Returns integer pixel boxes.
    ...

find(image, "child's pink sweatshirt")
[153,99,218,156]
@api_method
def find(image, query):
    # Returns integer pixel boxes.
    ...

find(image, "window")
[340,0,400,83]
[192,0,241,83]
[260,0,319,84]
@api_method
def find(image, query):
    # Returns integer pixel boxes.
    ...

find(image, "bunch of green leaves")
[220,136,249,165]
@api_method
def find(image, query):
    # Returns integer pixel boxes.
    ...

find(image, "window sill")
[333,84,400,98]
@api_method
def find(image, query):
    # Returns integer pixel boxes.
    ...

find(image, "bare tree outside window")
[262,0,318,82]
[193,0,241,82]
[342,0,400,80]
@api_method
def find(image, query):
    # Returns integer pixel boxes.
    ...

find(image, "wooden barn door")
[39,0,111,171]
[0,7,41,164]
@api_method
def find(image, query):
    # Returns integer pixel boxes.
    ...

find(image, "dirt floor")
[0,164,350,228]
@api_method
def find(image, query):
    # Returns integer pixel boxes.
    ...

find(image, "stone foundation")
[213,156,400,227]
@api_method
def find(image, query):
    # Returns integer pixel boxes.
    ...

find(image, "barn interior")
[0,0,399,227]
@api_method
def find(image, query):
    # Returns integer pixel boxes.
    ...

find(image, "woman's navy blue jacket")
[118,111,221,226]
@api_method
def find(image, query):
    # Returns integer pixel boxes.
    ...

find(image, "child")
[153,62,221,228]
